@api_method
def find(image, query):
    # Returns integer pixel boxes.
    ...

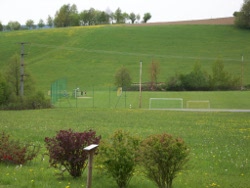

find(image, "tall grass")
[0,108,249,187]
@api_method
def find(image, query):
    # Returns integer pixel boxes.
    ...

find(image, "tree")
[54,4,79,27]
[0,72,10,105]
[5,54,35,98]
[47,15,54,27]
[208,60,240,90]
[234,0,250,29]
[129,12,136,24]
[0,22,3,31]
[79,8,98,25]
[136,14,141,23]
[143,12,152,23]
[149,60,160,90]
[38,19,45,28]
[6,21,21,30]
[5,54,20,96]
[26,19,35,29]
[69,4,80,26]
[114,66,132,89]
[114,8,125,24]
[98,11,110,24]
[180,62,209,91]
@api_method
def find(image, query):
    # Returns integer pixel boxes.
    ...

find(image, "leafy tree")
[208,60,240,90]
[5,54,35,97]
[38,19,45,28]
[69,4,80,26]
[136,14,141,23]
[149,60,160,90]
[114,66,132,89]
[114,8,126,23]
[129,13,136,24]
[0,72,10,105]
[180,62,209,91]
[143,12,152,23]
[5,54,20,96]
[54,4,79,27]
[166,73,183,91]
[47,15,54,27]
[234,0,250,29]
[98,11,110,24]
[6,21,21,30]
[0,22,3,31]
[26,19,35,29]
[139,133,189,188]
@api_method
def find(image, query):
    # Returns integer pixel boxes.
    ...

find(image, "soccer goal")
[149,98,183,110]
[186,100,210,109]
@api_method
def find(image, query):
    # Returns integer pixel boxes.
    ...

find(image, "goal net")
[149,98,183,110]
[186,100,210,109]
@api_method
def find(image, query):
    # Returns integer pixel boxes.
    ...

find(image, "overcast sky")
[0,0,244,25]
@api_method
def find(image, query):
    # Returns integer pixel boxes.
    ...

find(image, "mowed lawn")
[0,108,249,188]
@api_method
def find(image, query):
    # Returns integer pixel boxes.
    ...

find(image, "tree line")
[115,60,241,92]
[0,4,151,31]
[234,0,250,29]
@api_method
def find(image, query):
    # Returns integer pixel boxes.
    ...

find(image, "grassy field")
[1,24,250,93]
[0,108,249,188]
[0,23,250,187]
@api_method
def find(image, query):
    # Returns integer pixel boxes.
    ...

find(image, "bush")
[97,130,140,188]
[44,129,101,178]
[139,133,189,188]
[0,131,40,164]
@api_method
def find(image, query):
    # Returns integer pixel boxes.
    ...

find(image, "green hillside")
[0,24,250,92]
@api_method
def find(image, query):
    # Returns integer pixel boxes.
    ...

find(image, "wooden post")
[84,144,98,188]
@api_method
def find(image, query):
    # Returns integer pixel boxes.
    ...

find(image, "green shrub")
[139,133,189,188]
[0,131,40,164]
[98,130,140,188]
[44,129,101,178]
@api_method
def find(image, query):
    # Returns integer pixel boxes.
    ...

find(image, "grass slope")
[0,24,250,92]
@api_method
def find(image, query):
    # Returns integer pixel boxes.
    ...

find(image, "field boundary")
[132,17,235,26]
[149,108,250,113]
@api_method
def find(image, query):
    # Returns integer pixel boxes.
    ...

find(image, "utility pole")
[18,42,29,97]
[139,61,142,108]
[241,54,244,90]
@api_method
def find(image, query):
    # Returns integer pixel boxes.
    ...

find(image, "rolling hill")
[0,18,249,92]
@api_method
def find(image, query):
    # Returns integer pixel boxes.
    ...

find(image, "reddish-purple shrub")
[0,131,40,164]
[44,129,101,178]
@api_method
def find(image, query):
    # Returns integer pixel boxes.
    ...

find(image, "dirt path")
[131,17,235,26]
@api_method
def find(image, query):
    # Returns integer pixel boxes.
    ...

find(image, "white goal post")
[186,100,210,109]
[149,98,183,110]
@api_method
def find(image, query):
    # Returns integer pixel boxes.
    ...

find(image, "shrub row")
[45,129,189,188]
[1,129,189,188]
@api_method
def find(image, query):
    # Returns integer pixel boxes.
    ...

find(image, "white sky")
[0,0,244,25]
